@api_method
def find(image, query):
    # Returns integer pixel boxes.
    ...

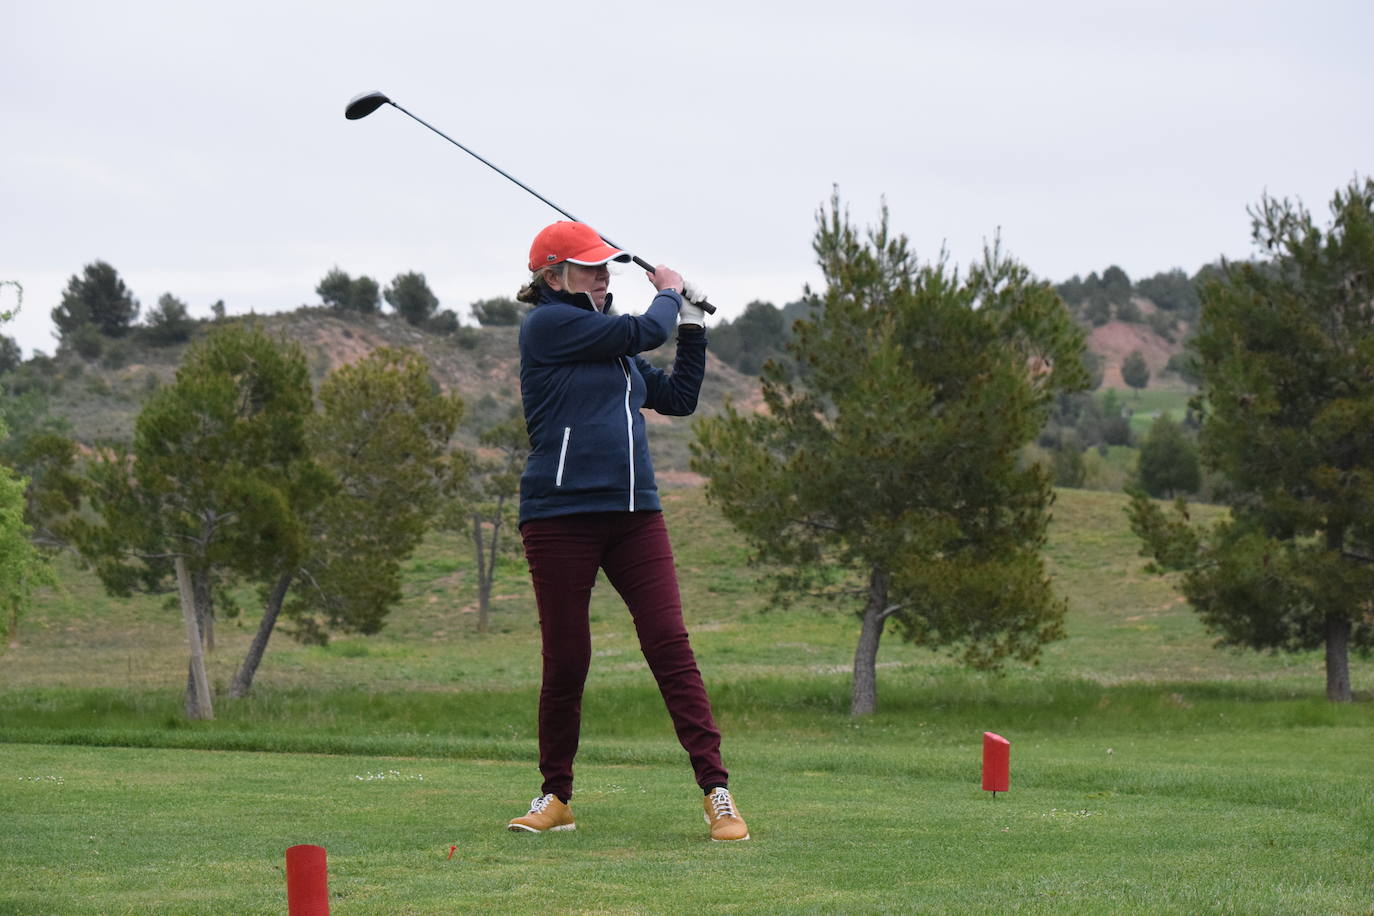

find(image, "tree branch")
[877,602,907,621]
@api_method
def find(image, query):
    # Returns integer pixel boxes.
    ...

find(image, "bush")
[1115,299,1142,323]
[1147,310,1177,341]
[68,324,104,360]
[0,335,21,374]
[425,310,460,336]
[470,298,525,327]
[141,293,195,346]
[451,327,481,350]
[317,268,380,314]
[100,340,132,370]
[1136,415,1200,497]
[1051,436,1087,488]
[1166,351,1201,387]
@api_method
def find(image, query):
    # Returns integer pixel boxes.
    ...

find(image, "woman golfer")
[506,220,748,842]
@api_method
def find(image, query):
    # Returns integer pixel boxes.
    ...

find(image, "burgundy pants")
[520,510,727,801]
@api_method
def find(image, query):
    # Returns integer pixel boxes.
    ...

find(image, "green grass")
[1102,387,1195,436]
[4,487,1374,913]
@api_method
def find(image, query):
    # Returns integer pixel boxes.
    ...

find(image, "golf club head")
[345,90,391,120]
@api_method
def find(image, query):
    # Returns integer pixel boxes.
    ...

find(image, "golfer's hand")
[647,265,684,295]
[679,282,707,328]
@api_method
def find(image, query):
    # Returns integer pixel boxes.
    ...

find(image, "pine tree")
[384,272,440,326]
[51,261,140,339]
[692,194,1089,715]
[1121,350,1150,395]
[1135,414,1200,497]
[1130,178,1374,701]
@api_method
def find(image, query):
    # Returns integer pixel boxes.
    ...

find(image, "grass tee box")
[3,488,1374,911]
[3,709,1372,914]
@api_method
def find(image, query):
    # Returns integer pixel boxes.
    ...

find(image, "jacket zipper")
[555,426,571,487]
[620,358,635,510]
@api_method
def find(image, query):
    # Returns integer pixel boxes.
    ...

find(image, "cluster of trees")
[313,267,524,334]
[0,260,531,372]
[7,178,1372,714]
[697,179,1373,709]
[1055,263,1210,340]
[705,299,810,375]
[44,261,206,360]
[5,323,526,717]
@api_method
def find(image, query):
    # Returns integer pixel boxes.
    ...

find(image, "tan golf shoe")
[508,794,576,833]
[703,787,749,841]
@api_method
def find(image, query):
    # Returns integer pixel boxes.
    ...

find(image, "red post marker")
[285,844,329,916]
[447,844,457,860]
[982,732,1010,796]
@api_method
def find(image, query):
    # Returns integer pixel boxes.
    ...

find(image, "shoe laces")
[708,789,737,819]
[527,794,555,815]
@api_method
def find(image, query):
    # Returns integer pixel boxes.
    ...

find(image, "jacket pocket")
[555,426,572,487]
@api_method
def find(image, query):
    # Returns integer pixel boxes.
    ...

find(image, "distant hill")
[1084,303,1189,391]
[15,308,763,479]
[8,269,1201,479]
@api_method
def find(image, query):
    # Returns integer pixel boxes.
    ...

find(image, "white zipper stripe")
[620,358,635,511]
[555,426,571,487]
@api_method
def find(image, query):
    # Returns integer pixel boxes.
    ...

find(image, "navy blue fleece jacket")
[517,285,707,525]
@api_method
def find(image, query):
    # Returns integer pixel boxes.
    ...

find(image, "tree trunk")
[473,514,490,634]
[194,566,214,653]
[1322,528,1353,703]
[175,557,214,720]
[850,568,890,717]
[228,571,294,699]
[1324,614,1353,702]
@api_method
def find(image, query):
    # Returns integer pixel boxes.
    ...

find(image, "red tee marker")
[448,844,457,860]
[982,732,1010,796]
[285,844,329,915]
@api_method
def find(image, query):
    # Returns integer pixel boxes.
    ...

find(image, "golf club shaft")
[382,100,716,315]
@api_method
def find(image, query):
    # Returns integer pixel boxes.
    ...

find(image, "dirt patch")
[657,469,706,488]
[1087,318,1180,389]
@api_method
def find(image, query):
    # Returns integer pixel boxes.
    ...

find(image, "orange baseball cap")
[528,221,633,271]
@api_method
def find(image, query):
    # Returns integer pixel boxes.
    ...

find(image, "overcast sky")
[3,0,1371,356]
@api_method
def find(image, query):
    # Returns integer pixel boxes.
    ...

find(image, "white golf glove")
[679,282,708,327]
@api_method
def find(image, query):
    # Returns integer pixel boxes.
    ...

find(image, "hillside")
[1089,315,1186,390]
[22,309,763,477]
[8,283,1195,479]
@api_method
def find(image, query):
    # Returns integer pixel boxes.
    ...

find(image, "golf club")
[345,90,716,315]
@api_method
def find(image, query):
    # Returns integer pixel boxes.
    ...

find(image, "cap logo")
[546,254,557,262]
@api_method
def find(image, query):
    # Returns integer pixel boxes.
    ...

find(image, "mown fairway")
[3,487,1372,914]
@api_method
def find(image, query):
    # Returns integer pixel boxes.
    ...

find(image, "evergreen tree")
[692,195,1089,715]
[0,335,20,373]
[470,297,526,326]
[444,412,526,634]
[142,293,195,346]
[229,347,464,695]
[384,272,440,326]
[71,325,323,718]
[317,267,381,314]
[1121,349,1150,394]
[51,261,140,338]
[1129,178,1374,701]
[1135,415,1200,497]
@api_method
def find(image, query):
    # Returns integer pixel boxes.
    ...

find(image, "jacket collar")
[539,285,614,314]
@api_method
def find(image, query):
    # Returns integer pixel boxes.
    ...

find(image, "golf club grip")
[630,255,717,315]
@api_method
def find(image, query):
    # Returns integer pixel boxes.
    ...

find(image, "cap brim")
[565,246,633,267]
